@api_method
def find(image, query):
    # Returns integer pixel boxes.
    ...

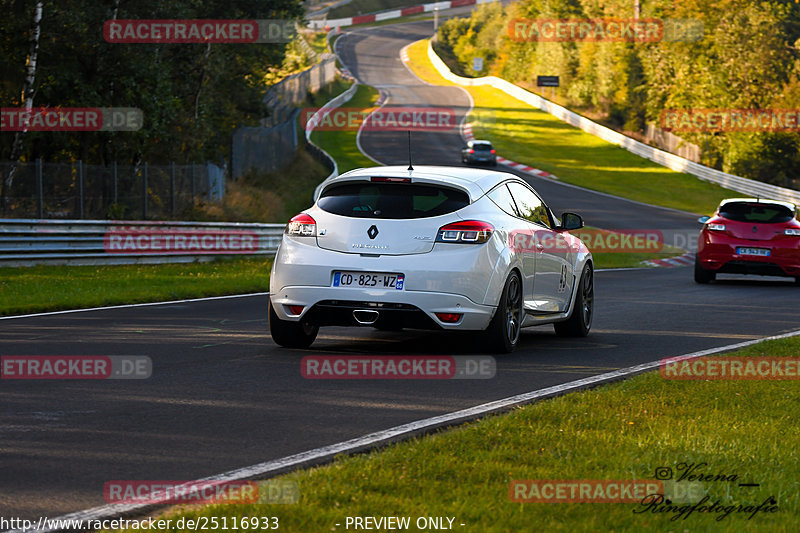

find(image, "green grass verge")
[405,39,739,216]
[0,258,272,317]
[111,335,800,532]
[310,83,380,173]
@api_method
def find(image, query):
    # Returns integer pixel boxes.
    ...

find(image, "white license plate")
[736,247,770,256]
[333,271,404,290]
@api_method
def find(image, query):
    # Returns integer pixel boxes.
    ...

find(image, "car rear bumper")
[698,237,800,277]
[270,289,495,330]
[269,236,504,330]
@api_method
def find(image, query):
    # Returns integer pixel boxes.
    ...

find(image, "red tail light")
[436,220,494,244]
[287,213,316,236]
[286,305,305,315]
[435,312,462,323]
[490,149,496,154]
[468,149,475,154]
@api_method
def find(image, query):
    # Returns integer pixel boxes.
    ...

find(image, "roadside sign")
[537,75,559,87]
[473,57,484,72]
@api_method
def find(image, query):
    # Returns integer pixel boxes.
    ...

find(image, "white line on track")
[12,326,800,532]
[0,292,269,321]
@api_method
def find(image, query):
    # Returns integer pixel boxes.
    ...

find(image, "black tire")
[694,256,715,284]
[484,270,523,353]
[268,298,318,348]
[554,263,593,337]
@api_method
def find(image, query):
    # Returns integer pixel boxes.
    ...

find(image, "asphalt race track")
[3,20,800,523]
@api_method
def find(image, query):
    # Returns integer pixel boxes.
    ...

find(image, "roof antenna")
[407,130,414,171]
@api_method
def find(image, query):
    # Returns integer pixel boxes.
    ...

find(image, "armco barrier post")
[36,158,43,219]
[142,162,148,219]
[113,161,118,204]
[77,160,84,219]
[170,161,176,216]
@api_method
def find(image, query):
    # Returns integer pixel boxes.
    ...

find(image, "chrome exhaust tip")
[353,309,380,325]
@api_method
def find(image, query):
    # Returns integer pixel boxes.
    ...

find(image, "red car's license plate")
[736,247,770,256]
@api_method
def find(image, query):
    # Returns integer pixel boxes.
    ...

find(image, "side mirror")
[560,212,584,231]
[698,216,710,224]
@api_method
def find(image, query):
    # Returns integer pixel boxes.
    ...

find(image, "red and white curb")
[461,122,559,180]
[308,0,496,30]
[642,252,695,268]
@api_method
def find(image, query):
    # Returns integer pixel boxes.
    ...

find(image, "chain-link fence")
[232,116,298,179]
[262,54,337,126]
[0,160,225,220]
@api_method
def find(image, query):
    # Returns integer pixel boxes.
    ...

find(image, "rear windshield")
[719,202,795,223]
[318,182,470,219]
[472,143,493,151]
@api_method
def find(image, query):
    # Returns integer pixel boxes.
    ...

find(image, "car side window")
[507,182,551,228]
[487,184,519,217]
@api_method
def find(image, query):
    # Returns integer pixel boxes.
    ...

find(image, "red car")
[695,198,800,284]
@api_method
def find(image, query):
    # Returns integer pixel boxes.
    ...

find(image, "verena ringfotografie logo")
[507,18,703,43]
[301,356,495,379]
[1,356,151,379]
[103,20,295,43]
[1,107,142,131]
[660,356,800,380]
[301,107,457,132]
[103,480,259,505]
[509,229,663,254]
[510,480,663,503]
[660,109,800,133]
[104,230,259,254]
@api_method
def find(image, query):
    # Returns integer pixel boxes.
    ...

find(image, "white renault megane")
[269,165,593,352]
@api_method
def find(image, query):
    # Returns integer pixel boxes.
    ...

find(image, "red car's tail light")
[707,223,726,231]
[435,312,462,323]
[286,214,316,236]
[436,220,494,244]
[785,228,800,236]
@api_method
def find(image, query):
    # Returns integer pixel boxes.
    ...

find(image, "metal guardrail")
[0,219,286,267]
[426,41,800,206]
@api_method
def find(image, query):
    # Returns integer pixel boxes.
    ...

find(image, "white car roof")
[314,165,530,202]
[719,198,797,212]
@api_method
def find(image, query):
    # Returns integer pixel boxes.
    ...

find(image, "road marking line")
[0,292,269,321]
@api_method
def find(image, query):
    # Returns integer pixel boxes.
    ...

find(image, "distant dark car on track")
[461,140,497,166]
[695,198,800,284]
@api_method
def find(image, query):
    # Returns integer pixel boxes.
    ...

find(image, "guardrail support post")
[77,160,84,219]
[36,158,43,218]
[170,161,176,216]
[113,161,118,204]
[142,162,148,219]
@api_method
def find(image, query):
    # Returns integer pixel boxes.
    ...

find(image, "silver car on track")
[269,165,593,352]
